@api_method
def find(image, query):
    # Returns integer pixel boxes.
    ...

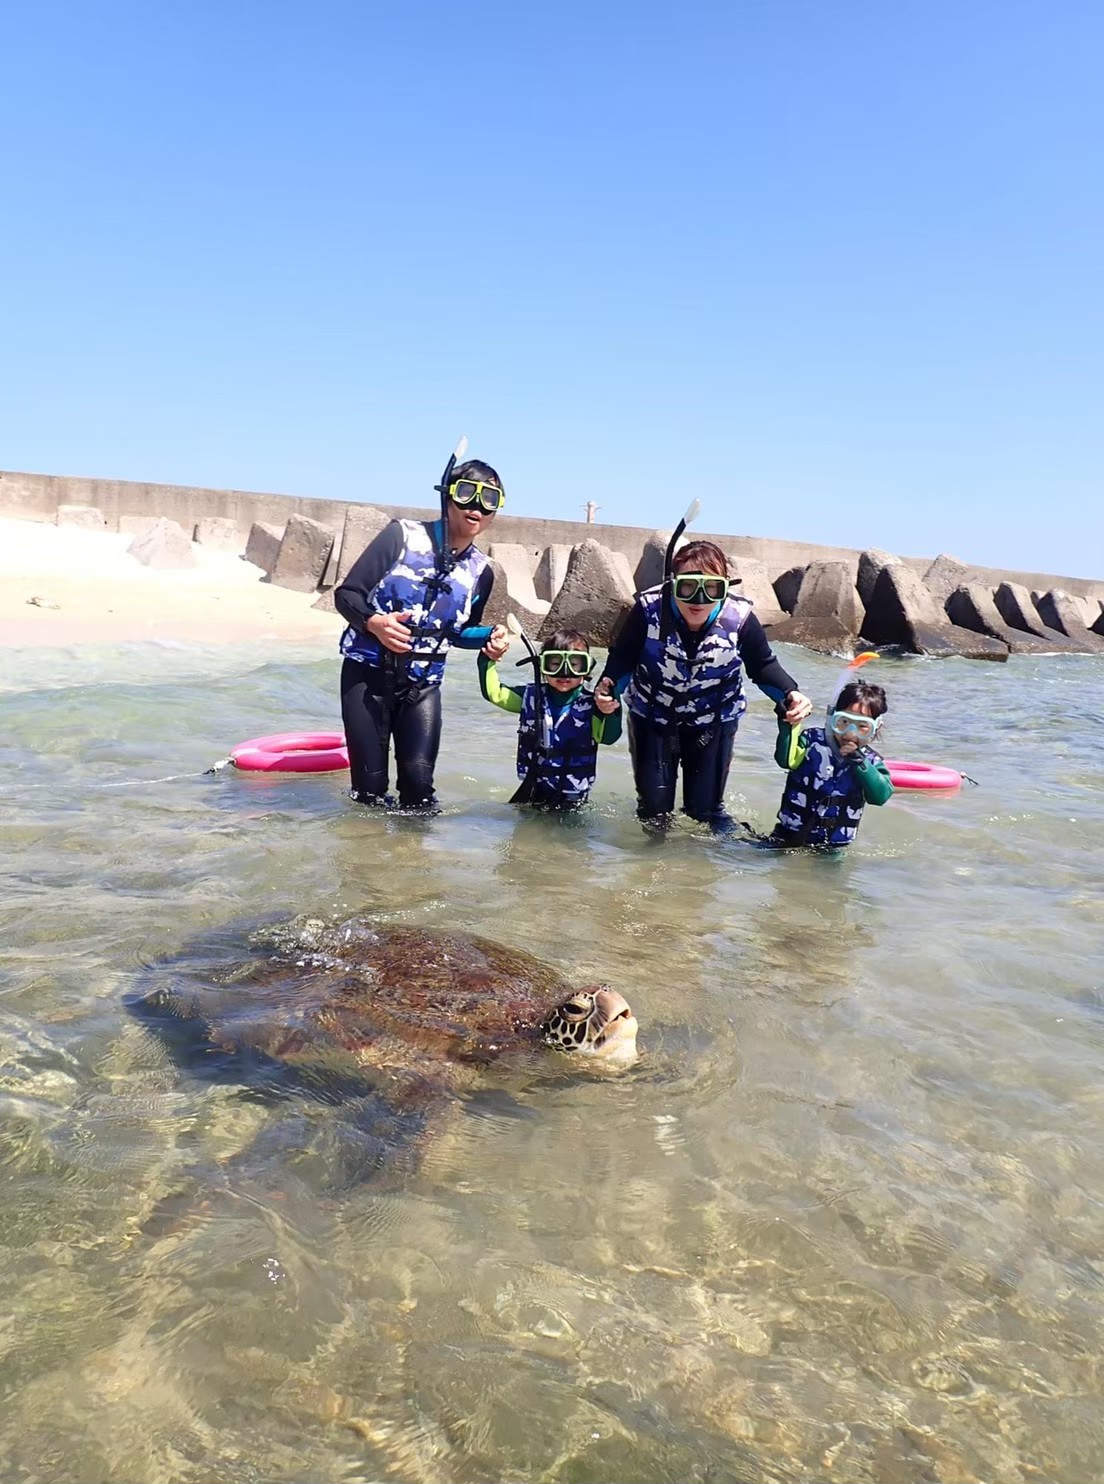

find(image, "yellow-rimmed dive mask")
[449,479,505,513]
[672,573,730,605]
[539,650,595,679]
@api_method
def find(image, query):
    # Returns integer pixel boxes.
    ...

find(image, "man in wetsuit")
[335,460,510,811]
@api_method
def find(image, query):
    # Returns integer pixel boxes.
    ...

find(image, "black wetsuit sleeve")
[451,567,496,648]
[468,567,495,629]
[599,601,647,691]
[334,520,406,631]
[738,612,797,703]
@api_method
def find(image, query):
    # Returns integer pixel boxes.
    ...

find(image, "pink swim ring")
[230,732,349,773]
[885,759,963,792]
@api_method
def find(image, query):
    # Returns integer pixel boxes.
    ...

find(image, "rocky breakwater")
[757,551,1007,661]
[33,497,1104,665]
[757,547,1104,662]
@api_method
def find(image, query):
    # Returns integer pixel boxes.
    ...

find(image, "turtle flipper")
[239,1090,431,1192]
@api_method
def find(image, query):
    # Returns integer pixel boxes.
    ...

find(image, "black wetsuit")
[335,521,494,810]
[601,603,797,831]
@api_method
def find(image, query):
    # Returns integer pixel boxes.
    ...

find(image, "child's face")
[831,700,877,756]
[540,648,592,692]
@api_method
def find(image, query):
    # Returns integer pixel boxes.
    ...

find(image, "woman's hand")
[594,679,620,715]
[782,689,813,724]
[482,624,510,661]
[366,611,415,654]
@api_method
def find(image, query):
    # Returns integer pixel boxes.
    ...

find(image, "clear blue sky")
[2,1,1101,575]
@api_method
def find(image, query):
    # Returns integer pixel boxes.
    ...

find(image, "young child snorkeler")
[766,677,893,848]
[479,628,622,810]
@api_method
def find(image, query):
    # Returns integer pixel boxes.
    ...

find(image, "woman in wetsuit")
[595,540,813,834]
[334,459,510,811]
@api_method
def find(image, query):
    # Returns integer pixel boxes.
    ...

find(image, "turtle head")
[542,987,638,1066]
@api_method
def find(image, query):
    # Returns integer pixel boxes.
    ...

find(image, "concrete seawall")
[2,466,1101,600]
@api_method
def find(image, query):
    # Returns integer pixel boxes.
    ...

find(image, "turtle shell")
[130,920,585,1093]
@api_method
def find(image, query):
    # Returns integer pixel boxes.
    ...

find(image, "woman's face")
[672,565,728,631]
[674,593,715,630]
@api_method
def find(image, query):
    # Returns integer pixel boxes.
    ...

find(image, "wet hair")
[671,540,729,578]
[836,681,888,718]
[452,458,503,492]
[541,628,591,654]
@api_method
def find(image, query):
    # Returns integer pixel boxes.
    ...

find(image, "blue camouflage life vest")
[517,685,598,805]
[773,727,883,847]
[339,519,487,690]
[626,587,752,730]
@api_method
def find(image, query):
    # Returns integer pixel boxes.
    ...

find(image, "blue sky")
[2,1,1101,575]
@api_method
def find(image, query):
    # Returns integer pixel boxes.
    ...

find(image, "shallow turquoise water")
[1,637,1102,1482]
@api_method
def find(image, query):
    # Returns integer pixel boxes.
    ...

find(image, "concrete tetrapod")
[537,539,635,646]
[863,565,1008,660]
[1031,590,1104,651]
[945,586,1065,654]
[767,561,864,655]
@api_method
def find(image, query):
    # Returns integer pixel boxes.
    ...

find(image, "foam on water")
[1,636,1102,1482]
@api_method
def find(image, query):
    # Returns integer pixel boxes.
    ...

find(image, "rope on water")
[103,764,230,787]
[4,761,234,794]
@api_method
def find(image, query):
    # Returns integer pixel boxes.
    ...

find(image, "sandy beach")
[0,517,344,648]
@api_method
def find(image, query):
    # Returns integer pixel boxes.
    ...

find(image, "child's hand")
[482,625,510,661]
[594,685,620,715]
[782,689,813,723]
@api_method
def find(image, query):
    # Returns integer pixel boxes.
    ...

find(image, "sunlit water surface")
[1,638,1102,1483]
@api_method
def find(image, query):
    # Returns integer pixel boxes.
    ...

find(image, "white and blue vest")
[774,728,882,847]
[339,520,487,690]
[626,587,752,730]
[517,686,598,805]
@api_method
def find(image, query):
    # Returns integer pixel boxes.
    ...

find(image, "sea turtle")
[128,915,638,1187]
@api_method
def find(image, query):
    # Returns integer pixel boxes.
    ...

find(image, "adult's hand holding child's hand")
[782,690,813,724]
[594,679,619,716]
[367,612,415,654]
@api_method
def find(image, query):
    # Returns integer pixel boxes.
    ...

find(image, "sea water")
[1,638,1102,1482]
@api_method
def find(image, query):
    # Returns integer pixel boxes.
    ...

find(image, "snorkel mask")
[829,709,881,743]
[448,477,505,514]
[671,573,730,606]
[539,649,595,679]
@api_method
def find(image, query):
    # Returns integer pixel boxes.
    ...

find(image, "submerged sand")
[0,517,343,648]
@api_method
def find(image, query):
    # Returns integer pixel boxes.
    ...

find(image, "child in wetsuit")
[768,680,893,848]
[479,628,622,810]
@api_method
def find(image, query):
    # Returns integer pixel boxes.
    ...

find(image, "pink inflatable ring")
[230,732,349,774]
[885,759,963,792]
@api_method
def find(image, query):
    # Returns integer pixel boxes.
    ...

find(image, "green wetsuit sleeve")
[478,655,524,714]
[854,755,894,805]
[591,701,624,746]
[775,719,808,771]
